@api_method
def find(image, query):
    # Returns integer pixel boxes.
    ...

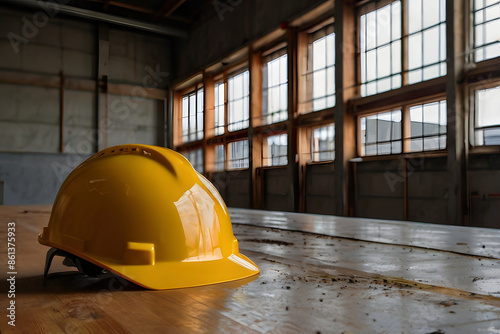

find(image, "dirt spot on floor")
[242,238,294,246]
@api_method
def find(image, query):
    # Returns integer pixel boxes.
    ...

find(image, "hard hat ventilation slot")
[94,147,147,160]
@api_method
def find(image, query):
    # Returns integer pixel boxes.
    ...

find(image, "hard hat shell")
[39,144,259,290]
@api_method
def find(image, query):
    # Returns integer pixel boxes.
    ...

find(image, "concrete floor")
[230,208,500,333]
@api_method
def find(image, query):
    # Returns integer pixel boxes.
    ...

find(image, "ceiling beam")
[152,0,187,21]
[2,0,188,38]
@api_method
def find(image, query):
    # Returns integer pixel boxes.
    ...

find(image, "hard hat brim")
[39,235,260,290]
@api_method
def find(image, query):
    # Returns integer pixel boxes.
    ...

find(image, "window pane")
[228,139,249,169]
[311,124,335,161]
[228,70,250,131]
[313,37,326,70]
[476,85,500,127]
[215,144,224,171]
[377,44,391,78]
[423,26,440,65]
[360,110,402,156]
[422,0,440,28]
[263,54,288,123]
[408,0,422,34]
[360,1,402,97]
[407,0,446,84]
[264,134,288,166]
[473,0,500,62]
[214,82,225,136]
[409,100,447,152]
[377,5,391,46]
[181,88,204,143]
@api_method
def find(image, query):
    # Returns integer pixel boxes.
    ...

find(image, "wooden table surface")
[1,205,500,333]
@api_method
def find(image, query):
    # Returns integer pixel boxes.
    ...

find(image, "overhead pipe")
[2,0,188,38]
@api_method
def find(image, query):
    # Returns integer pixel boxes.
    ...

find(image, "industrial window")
[215,144,225,171]
[359,0,447,96]
[360,1,402,96]
[360,110,402,156]
[473,0,500,62]
[407,0,446,84]
[182,87,204,142]
[308,25,335,112]
[263,133,288,166]
[228,70,250,131]
[474,85,500,146]
[182,148,204,173]
[262,50,288,124]
[214,82,225,136]
[228,139,249,169]
[311,124,335,162]
[408,100,447,151]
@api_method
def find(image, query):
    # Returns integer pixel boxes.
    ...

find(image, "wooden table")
[1,205,500,333]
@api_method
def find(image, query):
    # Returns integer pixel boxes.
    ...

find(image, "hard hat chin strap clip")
[44,248,106,278]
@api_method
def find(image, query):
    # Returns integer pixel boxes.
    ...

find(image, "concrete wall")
[175,0,327,79]
[212,169,252,209]
[0,7,172,205]
[0,152,89,205]
[263,167,294,212]
[407,157,448,224]
[469,154,500,228]
[304,162,335,215]
[355,157,450,224]
[355,159,405,221]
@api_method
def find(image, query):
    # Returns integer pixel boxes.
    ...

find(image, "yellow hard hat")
[38,144,259,289]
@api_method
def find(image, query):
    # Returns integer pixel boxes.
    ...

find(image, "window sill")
[351,150,447,163]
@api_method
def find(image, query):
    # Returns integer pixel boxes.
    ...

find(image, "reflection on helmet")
[39,144,259,289]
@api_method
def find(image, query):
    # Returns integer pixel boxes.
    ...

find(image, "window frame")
[262,132,288,167]
[261,46,289,125]
[180,84,204,144]
[470,81,500,148]
[406,99,447,152]
[227,139,250,170]
[472,0,500,63]
[300,20,336,114]
[357,0,447,97]
[357,96,448,157]
[310,123,336,162]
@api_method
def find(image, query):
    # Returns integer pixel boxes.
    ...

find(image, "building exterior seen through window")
[473,0,500,62]
[360,110,402,156]
[475,85,500,146]
[263,133,288,166]
[182,88,204,142]
[311,124,335,161]
[262,51,288,124]
[409,100,447,152]
[228,139,249,169]
[228,70,250,131]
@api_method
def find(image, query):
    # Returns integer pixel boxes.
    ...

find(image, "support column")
[96,23,109,151]
[334,0,357,216]
[166,90,174,149]
[287,27,299,212]
[446,0,468,225]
